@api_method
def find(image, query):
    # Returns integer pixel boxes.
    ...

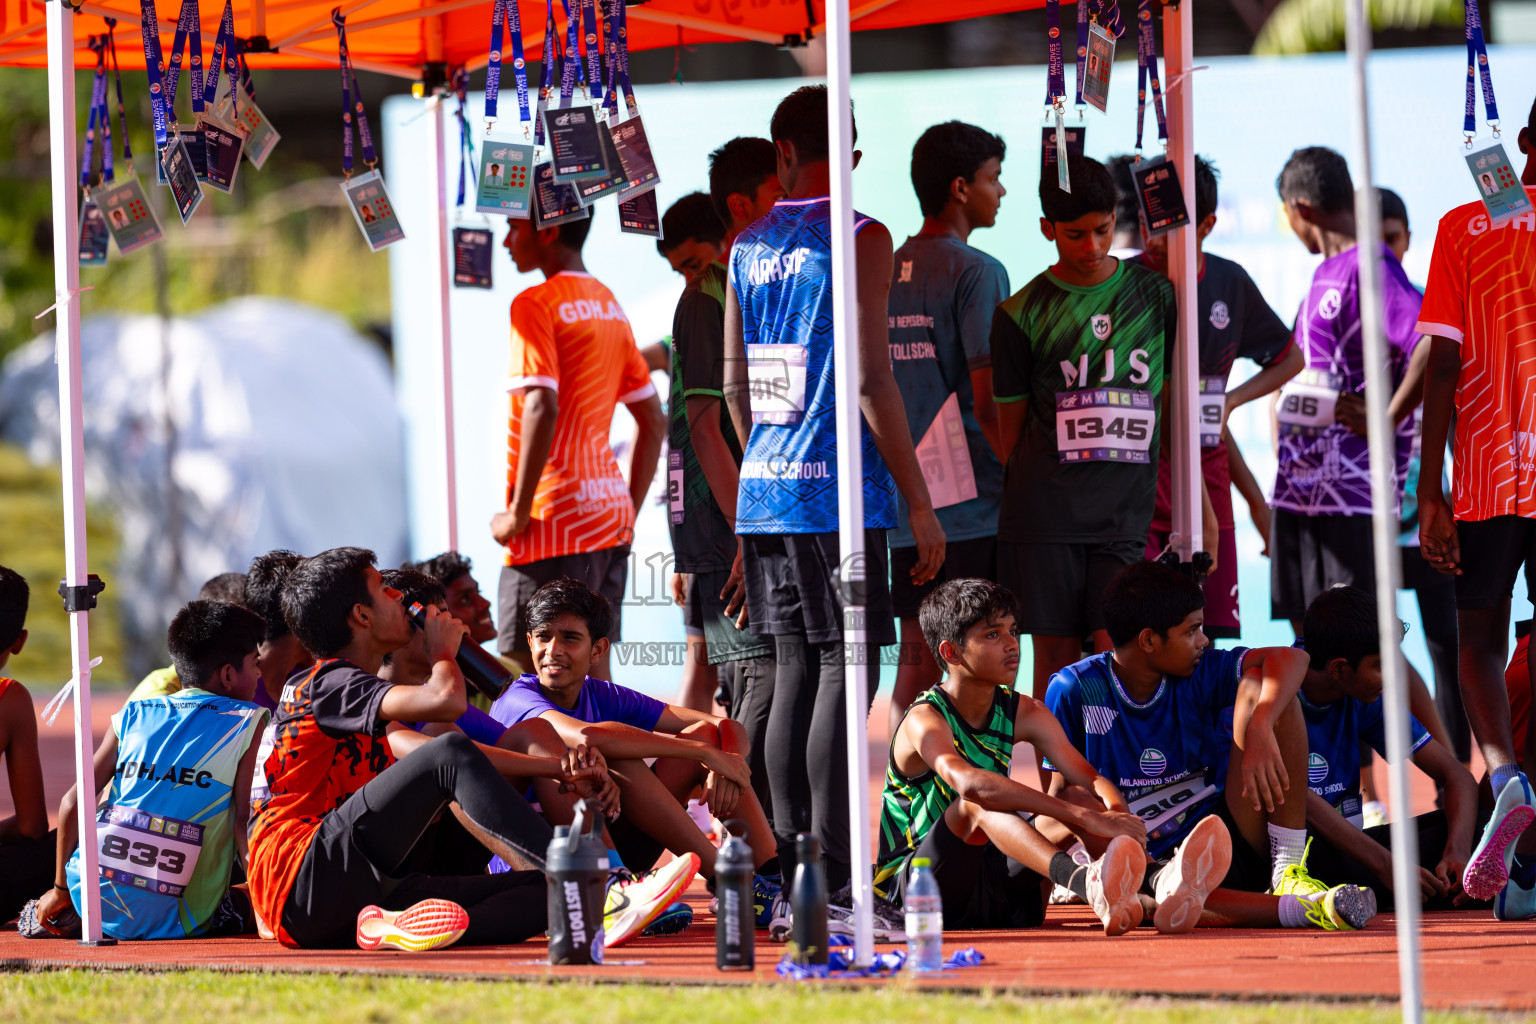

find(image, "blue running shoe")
[1495,879,1536,921]
[640,901,694,936]
[753,873,782,929]
[1464,773,1536,901]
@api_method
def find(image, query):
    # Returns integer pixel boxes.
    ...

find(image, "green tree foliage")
[1254,0,1465,54]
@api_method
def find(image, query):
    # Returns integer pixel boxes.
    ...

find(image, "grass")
[0,971,1509,1024]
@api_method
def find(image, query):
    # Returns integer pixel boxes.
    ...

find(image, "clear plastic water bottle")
[904,857,943,973]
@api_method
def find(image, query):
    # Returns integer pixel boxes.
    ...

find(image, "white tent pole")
[1163,0,1199,564]
[826,0,873,969]
[1342,1,1422,1020]
[426,26,459,555]
[46,0,108,948]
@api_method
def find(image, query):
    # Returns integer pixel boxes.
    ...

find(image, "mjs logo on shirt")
[745,247,812,287]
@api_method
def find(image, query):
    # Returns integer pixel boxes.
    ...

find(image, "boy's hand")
[1435,842,1469,900]
[1417,493,1462,575]
[670,573,688,608]
[703,746,751,791]
[1334,392,1369,436]
[421,605,470,665]
[703,769,741,818]
[906,507,946,586]
[1240,727,1289,813]
[1085,809,1148,847]
[722,546,748,629]
[491,508,530,544]
[35,887,72,936]
[561,744,620,819]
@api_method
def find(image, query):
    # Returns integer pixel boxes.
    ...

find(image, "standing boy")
[0,566,51,925]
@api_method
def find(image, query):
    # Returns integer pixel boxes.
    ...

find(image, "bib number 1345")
[1055,388,1156,464]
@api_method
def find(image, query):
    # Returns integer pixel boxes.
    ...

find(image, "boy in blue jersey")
[33,601,270,940]
[722,85,946,902]
[1294,587,1492,913]
[884,121,1011,738]
[1042,561,1377,932]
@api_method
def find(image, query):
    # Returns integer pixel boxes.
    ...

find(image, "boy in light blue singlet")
[32,601,269,940]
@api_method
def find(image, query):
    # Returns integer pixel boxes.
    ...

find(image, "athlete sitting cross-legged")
[874,578,1150,936]
[1037,560,1378,933]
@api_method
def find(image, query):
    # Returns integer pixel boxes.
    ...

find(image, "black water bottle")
[406,600,513,700]
[546,799,609,965]
[715,820,755,970]
[789,833,828,966]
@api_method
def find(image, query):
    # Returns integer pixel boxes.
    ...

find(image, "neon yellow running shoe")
[1271,837,1329,898]
[1302,883,1378,931]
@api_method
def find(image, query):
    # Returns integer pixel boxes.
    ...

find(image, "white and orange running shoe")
[356,899,469,952]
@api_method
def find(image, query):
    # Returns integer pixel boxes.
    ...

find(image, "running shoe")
[827,884,907,944]
[355,899,468,951]
[1464,773,1536,901]
[1495,878,1536,921]
[604,852,700,947]
[1086,834,1147,937]
[640,900,694,936]
[1152,814,1232,935]
[1050,841,1093,905]
[1271,837,1330,899]
[767,890,793,943]
[1301,884,1377,931]
[752,873,782,928]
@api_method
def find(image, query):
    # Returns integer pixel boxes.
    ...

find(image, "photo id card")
[213,93,281,169]
[453,227,495,289]
[160,132,205,224]
[1082,22,1115,113]
[533,161,591,228]
[575,123,627,206]
[618,188,661,237]
[79,195,110,266]
[475,138,535,218]
[198,114,247,193]
[1134,155,1190,236]
[156,128,206,188]
[95,176,164,255]
[542,105,607,181]
[1466,142,1533,227]
[1039,123,1085,172]
[343,170,406,251]
[611,115,660,200]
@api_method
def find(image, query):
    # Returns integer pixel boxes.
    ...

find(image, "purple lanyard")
[333,10,376,175]
[1044,0,1064,107]
[162,0,205,121]
[1463,0,1499,137]
[612,0,635,118]
[1134,0,1166,151]
[453,70,476,208]
[580,0,600,103]
[139,0,169,145]
[484,0,531,129]
[79,38,107,189]
[1075,0,1123,106]
[559,0,579,105]
[201,0,239,115]
[106,22,132,170]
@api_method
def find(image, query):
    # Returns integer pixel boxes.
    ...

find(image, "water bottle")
[405,600,514,700]
[904,857,943,972]
[546,799,609,965]
[789,833,828,966]
[714,820,755,970]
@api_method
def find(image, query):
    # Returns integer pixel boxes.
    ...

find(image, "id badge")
[1054,109,1070,193]
[95,176,163,255]
[453,226,494,289]
[79,195,111,266]
[342,170,406,251]
[1054,387,1156,463]
[575,122,627,206]
[746,344,809,425]
[667,449,685,525]
[618,189,662,238]
[475,138,535,218]
[1198,375,1226,447]
[1465,142,1533,227]
[914,391,978,509]
[95,804,203,898]
[1082,21,1115,113]
[214,93,280,168]
[155,128,205,188]
[532,161,590,229]
[1040,122,1084,176]
[160,132,205,225]
[198,113,247,193]
[1135,155,1190,236]
[543,105,606,182]
[1276,368,1342,437]
[611,115,660,201]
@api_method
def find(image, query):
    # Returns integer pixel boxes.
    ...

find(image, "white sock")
[1277,893,1313,928]
[1268,823,1308,889]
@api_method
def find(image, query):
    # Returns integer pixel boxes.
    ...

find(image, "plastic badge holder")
[95,176,164,255]
[197,112,248,193]
[78,196,111,266]
[1082,21,1115,113]
[618,188,661,238]
[160,131,205,224]
[475,138,535,219]
[342,170,406,251]
[453,226,495,289]
[213,91,281,169]
[532,161,590,229]
[612,115,660,202]
[542,105,606,182]
[574,122,627,206]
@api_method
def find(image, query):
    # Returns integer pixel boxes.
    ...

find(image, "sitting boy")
[874,578,1151,936]
[488,578,781,920]
[248,547,625,951]
[0,565,52,925]
[32,600,269,939]
[1041,560,1377,932]
[1295,586,1485,913]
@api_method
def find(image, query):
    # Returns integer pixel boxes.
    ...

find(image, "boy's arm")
[538,708,751,789]
[722,281,753,458]
[970,367,1005,462]
[1225,344,1303,416]
[688,396,740,523]
[1023,700,1132,817]
[1224,428,1271,557]
[36,732,120,932]
[1411,736,1477,894]
[231,722,264,871]
[378,608,470,724]
[1234,647,1310,811]
[0,681,48,841]
[654,704,749,755]
[997,399,1029,465]
[492,385,558,544]
[1417,336,1462,573]
[625,391,666,513]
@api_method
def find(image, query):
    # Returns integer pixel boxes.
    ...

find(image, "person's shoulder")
[127,666,182,703]
[1434,197,1494,237]
[1119,260,1176,300]
[314,658,386,690]
[1050,652,1113,699]
[1202,251,1250,284]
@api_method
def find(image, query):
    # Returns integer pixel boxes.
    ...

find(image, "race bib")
[94,805,203,898]
[1276,368,1342,438]
[1198,376,1226,448]
[667,449,685,524]
[746,344,808,425]
[915,392,977,509]
[1054,388,1155,464]
[1127,776,1218,846]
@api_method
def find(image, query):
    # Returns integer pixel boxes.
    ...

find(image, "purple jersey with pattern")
[1271,244,1422,516]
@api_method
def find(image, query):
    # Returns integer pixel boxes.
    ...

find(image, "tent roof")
[0,0,1046,74]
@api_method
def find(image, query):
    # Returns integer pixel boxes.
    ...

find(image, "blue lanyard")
[139,0,169,145]
[559,0,579,105]
[536,0,557,145]
[201,0,239,115]
[613,0,635,118]
[601,0,617,117]
[1463,0,1499,138]
[238,44,256,101]
[1075,0,1123,105]
[1134,0,1166,151]
[484,0,531,130]
[162,0,205,121]
[106,22,132,170]
[1044,0,1064,107]
[453,70,476,208]
[333,11,376,175]
[580,0,600,103]
[80,38,107,189]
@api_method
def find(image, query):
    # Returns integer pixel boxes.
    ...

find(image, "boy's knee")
[435,730,479,759]
[1058,785,1102,810]
[678,719,721,747]
[502,717,562,757]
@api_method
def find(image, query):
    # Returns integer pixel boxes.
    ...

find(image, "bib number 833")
[101,833,185,874]
[1062,415,1149,442]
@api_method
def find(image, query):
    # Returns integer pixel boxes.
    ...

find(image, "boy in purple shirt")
[1270,147,1429,631]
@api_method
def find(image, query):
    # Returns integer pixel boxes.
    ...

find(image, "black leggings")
[766,636,875,894]
[282,732,552,948]
[1402,546,1467,762]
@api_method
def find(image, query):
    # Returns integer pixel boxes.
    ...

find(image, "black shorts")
[741,531,896,646]
[1302,809,1492,912]
[1453,515,1536,611]
[497,545,628,654]
[997,538,1143,636]
[1269,509,1376,621]
[888,819,1044,930]
[688,566,773,665]
[889,535,997,619]
[1146,797,1269,895]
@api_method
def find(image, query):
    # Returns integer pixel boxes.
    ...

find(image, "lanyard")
[1463,0,1499,140]
[484,0,531,132]
[580,0,600,103]
[559,0,579,105]
[1134,0,1166,151]
[1044,0,1064,107]
[612,0,635,118]
[535,0,556,144]
[106,21,132,170]
[139,0,169,145]
[601,0,617,117]
[334,10,376,175]
[162,0,205,122]
[201,0,239,115]
[452,70,476,209]
[1075,0,1123,105]
[79,38,107,190]
[238,44,256,101]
